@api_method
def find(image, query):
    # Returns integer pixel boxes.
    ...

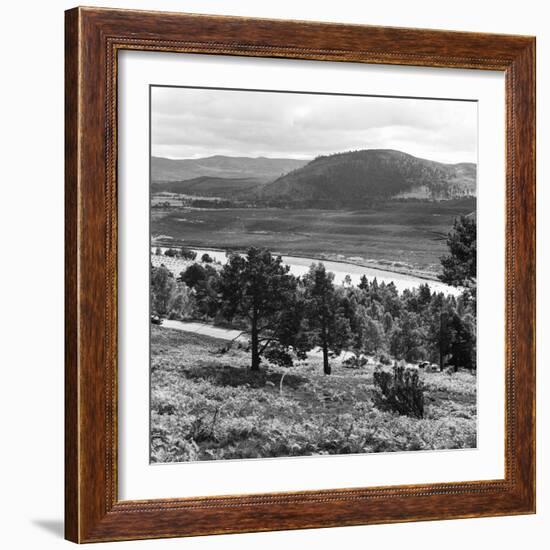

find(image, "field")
[150,327,477,462]
[151,198,475,272]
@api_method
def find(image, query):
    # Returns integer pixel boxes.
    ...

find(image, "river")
[152,246,461,296]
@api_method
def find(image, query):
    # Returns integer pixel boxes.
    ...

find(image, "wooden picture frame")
[65,6,536,543]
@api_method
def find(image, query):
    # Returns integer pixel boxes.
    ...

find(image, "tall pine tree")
[217,248,300,371]
[303,264,351,375]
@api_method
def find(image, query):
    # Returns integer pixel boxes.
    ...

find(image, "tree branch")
[259,337,278,355]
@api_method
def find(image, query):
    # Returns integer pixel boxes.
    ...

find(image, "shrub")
[373,365,424,418]
[264,344,294,368]
[379,351,392,365]
[164,248,178,257]
[201,253,213,263]
[342,354,367,368]
[181,247,197,260]
[155,247,162,255]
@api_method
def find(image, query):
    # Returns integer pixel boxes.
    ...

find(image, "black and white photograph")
[1,1,543,547]
[149,85,478,463]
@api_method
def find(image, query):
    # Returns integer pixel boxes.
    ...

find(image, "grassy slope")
[151,199,474,272]
[150,327,477,463]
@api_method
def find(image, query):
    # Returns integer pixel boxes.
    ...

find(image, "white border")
[118,51,505,500]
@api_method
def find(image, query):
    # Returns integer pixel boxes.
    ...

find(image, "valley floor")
[151,198,475,274]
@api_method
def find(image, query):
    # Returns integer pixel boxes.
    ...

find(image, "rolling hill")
[260,149,476,203]
[153,176,264,197]
[151,155,308,183]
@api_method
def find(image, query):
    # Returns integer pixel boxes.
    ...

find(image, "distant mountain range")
[152,149,476,203]
[151,155,308,183]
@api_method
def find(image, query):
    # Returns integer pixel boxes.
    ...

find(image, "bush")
[373,365,424,418]
[181,247,197,261]
[164,248,178,257]
[155,247,162,255]
[201,253,213,263]
[264,344,294,368]
[342,354,367,368]
[379,351,392,365]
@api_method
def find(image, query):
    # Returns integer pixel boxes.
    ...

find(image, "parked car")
[151,314,163,325]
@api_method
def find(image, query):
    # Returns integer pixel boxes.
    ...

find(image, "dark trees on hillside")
[433,214,477,370]
[179,263,207,288]
[177,263,221,318]
[448,312,476,371]
[351,275,476,371]
[194,270,222,319]
[340,289,384,358]
[303,264,351,375]
[153,230,477,372]
[426,296,455,370]
[439,215,477,287]
[424,293,476,371]
[217,248,300,371]
[263,290,311,368]
[151,265,176,317]
[151,264,193,320]
[389,312,425,363]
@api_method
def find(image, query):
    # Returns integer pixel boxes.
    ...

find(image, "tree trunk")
[322,341,331,375]
[321,316,331,375]
[439,312,444,371]
[251,310,260,371]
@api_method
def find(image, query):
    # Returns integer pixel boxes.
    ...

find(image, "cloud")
[151,86,477,164]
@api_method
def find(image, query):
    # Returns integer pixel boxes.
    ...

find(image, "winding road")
[159,320,357,361]
[161,319,246,342]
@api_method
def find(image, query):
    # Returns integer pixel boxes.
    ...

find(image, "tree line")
[151,215,476,374]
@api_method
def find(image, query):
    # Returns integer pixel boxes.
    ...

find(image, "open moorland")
[150,327,477,462]
[151,198,475,273]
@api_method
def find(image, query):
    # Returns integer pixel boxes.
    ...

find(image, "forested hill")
[259,149,476,203]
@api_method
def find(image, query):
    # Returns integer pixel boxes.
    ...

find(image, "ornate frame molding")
[65,7,535,543]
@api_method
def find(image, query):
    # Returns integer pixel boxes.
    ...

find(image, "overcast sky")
[151,86,477,164]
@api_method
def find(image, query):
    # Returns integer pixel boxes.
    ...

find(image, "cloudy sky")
[151,86,477,164]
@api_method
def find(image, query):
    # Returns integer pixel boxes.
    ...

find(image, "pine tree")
[303,264,351,375]
[217,248,300,371]
[426,295,456,370]
[151,265,176,318]
[439,215,476,287]
[448,312,477,370]
[389,312,424,362]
